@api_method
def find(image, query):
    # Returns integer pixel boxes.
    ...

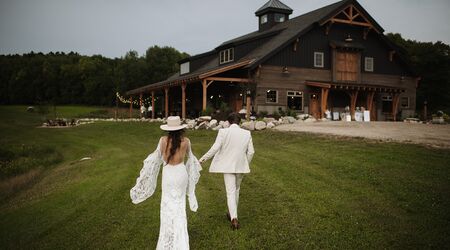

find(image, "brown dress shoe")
[231,218,240,230]
[226,212,231,221]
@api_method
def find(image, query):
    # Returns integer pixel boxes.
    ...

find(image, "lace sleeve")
[130,138,164,204]
[185,139,202,212]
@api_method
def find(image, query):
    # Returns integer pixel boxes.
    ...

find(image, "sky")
[1,0,449,58]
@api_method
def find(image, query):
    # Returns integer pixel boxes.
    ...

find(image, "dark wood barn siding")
[265,24,410,76]
[235,35,275,61]
[190,54,217,72]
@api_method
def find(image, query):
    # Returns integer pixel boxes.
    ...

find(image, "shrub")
[200,106,214,116]
[258,111,268,118]
[272,111,281,120]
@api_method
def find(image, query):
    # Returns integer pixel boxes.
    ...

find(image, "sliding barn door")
[335,52,359,82]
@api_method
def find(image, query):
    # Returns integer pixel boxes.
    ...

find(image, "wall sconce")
[345,35,353,42]
[282,66,290,74]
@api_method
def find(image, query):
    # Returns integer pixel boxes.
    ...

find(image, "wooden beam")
[181,83,186,120]
[366,91,375,112]
[331,18,373,28]
[321,88,329,119]
[129,96,133,119]
[151,91,155,119]
[202,79,207,111]
[349,90,359,120]
[204,77,250,83]
[305,81,331,88]
[164,87,169,118]
[392,93,401,121]
[139,93,143,118]
[246,93,251,120]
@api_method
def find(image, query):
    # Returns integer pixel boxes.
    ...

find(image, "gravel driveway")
[275,121,450,148]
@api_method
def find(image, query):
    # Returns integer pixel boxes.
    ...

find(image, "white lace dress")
[130,138,201,250]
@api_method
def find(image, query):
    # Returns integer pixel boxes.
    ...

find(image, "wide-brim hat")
[160,116,187,131]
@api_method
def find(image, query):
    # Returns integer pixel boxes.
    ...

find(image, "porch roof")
[126,59,254,95]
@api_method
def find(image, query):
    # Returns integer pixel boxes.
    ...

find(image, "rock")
[241,121,255,131]
[250,116,256,121]
[198,116,212,122]
[266,122,275,129]
[195,121,207,130]
[304,117,317,123]
[297,114,309,120]
[282,117,290,124]
[212,124,223,131]
[255,121,267,130]
[320,118,328,122]
[263,117,275,123]
[238,109,247,114]
[186,120,196,129]
[27,106,35,112]
[209,119,218,128]
[287,116,296,123]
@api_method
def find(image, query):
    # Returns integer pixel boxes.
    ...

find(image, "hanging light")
[345,35,353,42]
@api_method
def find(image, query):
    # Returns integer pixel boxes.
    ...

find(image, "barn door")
[309,93,320,119]
[335,52,359,82]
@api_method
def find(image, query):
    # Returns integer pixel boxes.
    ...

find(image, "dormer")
[255,0,293,32]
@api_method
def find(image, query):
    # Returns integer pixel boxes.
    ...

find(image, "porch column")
[246,91,251,120]
[366,91,375,111]
[164,87,169,118]
[392,92,401,121]
[129,96,133,119]
[181,83,186,119]
[202,79,207,111]
[139,93,143,118]
[320,88,329,119]
[151,91,155,119]
[349,90,359,120]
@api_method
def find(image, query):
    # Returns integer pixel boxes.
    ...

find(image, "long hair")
[165,129,185,163]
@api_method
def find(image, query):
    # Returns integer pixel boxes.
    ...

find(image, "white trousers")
[224,173,244,220]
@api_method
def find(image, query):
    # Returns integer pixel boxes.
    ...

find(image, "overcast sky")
[1,0,449,58]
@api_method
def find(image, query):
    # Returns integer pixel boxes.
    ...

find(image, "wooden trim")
[199,59,254,79]
[366,91,375,112]
[306,81,331,89]
[181,83,186,120]
[321,4,380,33]
[321,88,329,118]
[348,90,359,120]
[246,94,251,120]
[206,80,214,88]
[392,93,401,121]
[164,88,169,118]
[204,77,250,83]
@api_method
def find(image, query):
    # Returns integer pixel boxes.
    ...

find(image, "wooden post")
[423,101,427,121]
[129,96,133,119]
[115,95,118,120]
[202,79,207,111]
[151,91,155,119]
[181,83,186,119]
[164,88,169,118]
[392,93,400,121]
[246,92,251,120]
[139,93,143,118]
[320,88,329,119]
[349,90,359,120]
[366,91,375,112]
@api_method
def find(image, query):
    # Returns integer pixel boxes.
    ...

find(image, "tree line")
[0,36,449,113]
[386,33,450,114]
[0,46,188,106]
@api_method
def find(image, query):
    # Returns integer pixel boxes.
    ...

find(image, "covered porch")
[306,81,405,121]
[126,60,255,120]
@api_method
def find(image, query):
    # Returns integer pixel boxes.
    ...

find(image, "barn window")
[261,14,268,24]
[180,62,190,75]
[219,48,234,64]
[266,90,278,103]
[314,52,324,68]
[287,91,303,111]
[275,14,285,23]
[401,97,409,108]
[365,57,374,72]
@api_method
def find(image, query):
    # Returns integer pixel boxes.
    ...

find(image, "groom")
[199,113,255,230]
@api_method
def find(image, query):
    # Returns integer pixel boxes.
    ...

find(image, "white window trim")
[401,97,410,109]
[287,90,304,111]
[275,14,285,23]
[266,90,278,104]
[180,62,190,75]
[365,57,374,72]
[261,14,268,24]
[219,48,234,64]
[314,52,324,68]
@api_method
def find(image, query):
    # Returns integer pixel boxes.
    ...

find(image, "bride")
[130,116,202,250]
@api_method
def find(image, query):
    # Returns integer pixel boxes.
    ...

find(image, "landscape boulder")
[241,121,255,131]
[263,117,276,123]
[266,122,275,129]
[208,119,218,128]
[198,116,212,122]
[255,121,267,131]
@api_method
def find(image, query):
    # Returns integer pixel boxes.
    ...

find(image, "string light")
[116,92,153,106]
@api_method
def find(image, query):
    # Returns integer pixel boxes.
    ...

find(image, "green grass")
[0,105,449,249]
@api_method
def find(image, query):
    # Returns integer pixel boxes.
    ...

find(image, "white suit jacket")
[200,124,255,173]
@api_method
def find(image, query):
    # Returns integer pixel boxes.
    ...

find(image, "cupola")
[255,0,293,31]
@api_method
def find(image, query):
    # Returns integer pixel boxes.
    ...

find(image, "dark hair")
[165,129,185,163]
[227,113,241,124]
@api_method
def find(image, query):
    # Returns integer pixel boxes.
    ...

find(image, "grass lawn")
[0,105,449,249]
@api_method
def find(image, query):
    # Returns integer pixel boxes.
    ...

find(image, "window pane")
[266,90,277,103]
[288,96,303,111]
[229,48,234,61]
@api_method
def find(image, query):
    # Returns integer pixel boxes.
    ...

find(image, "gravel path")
[275,121,450,148]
